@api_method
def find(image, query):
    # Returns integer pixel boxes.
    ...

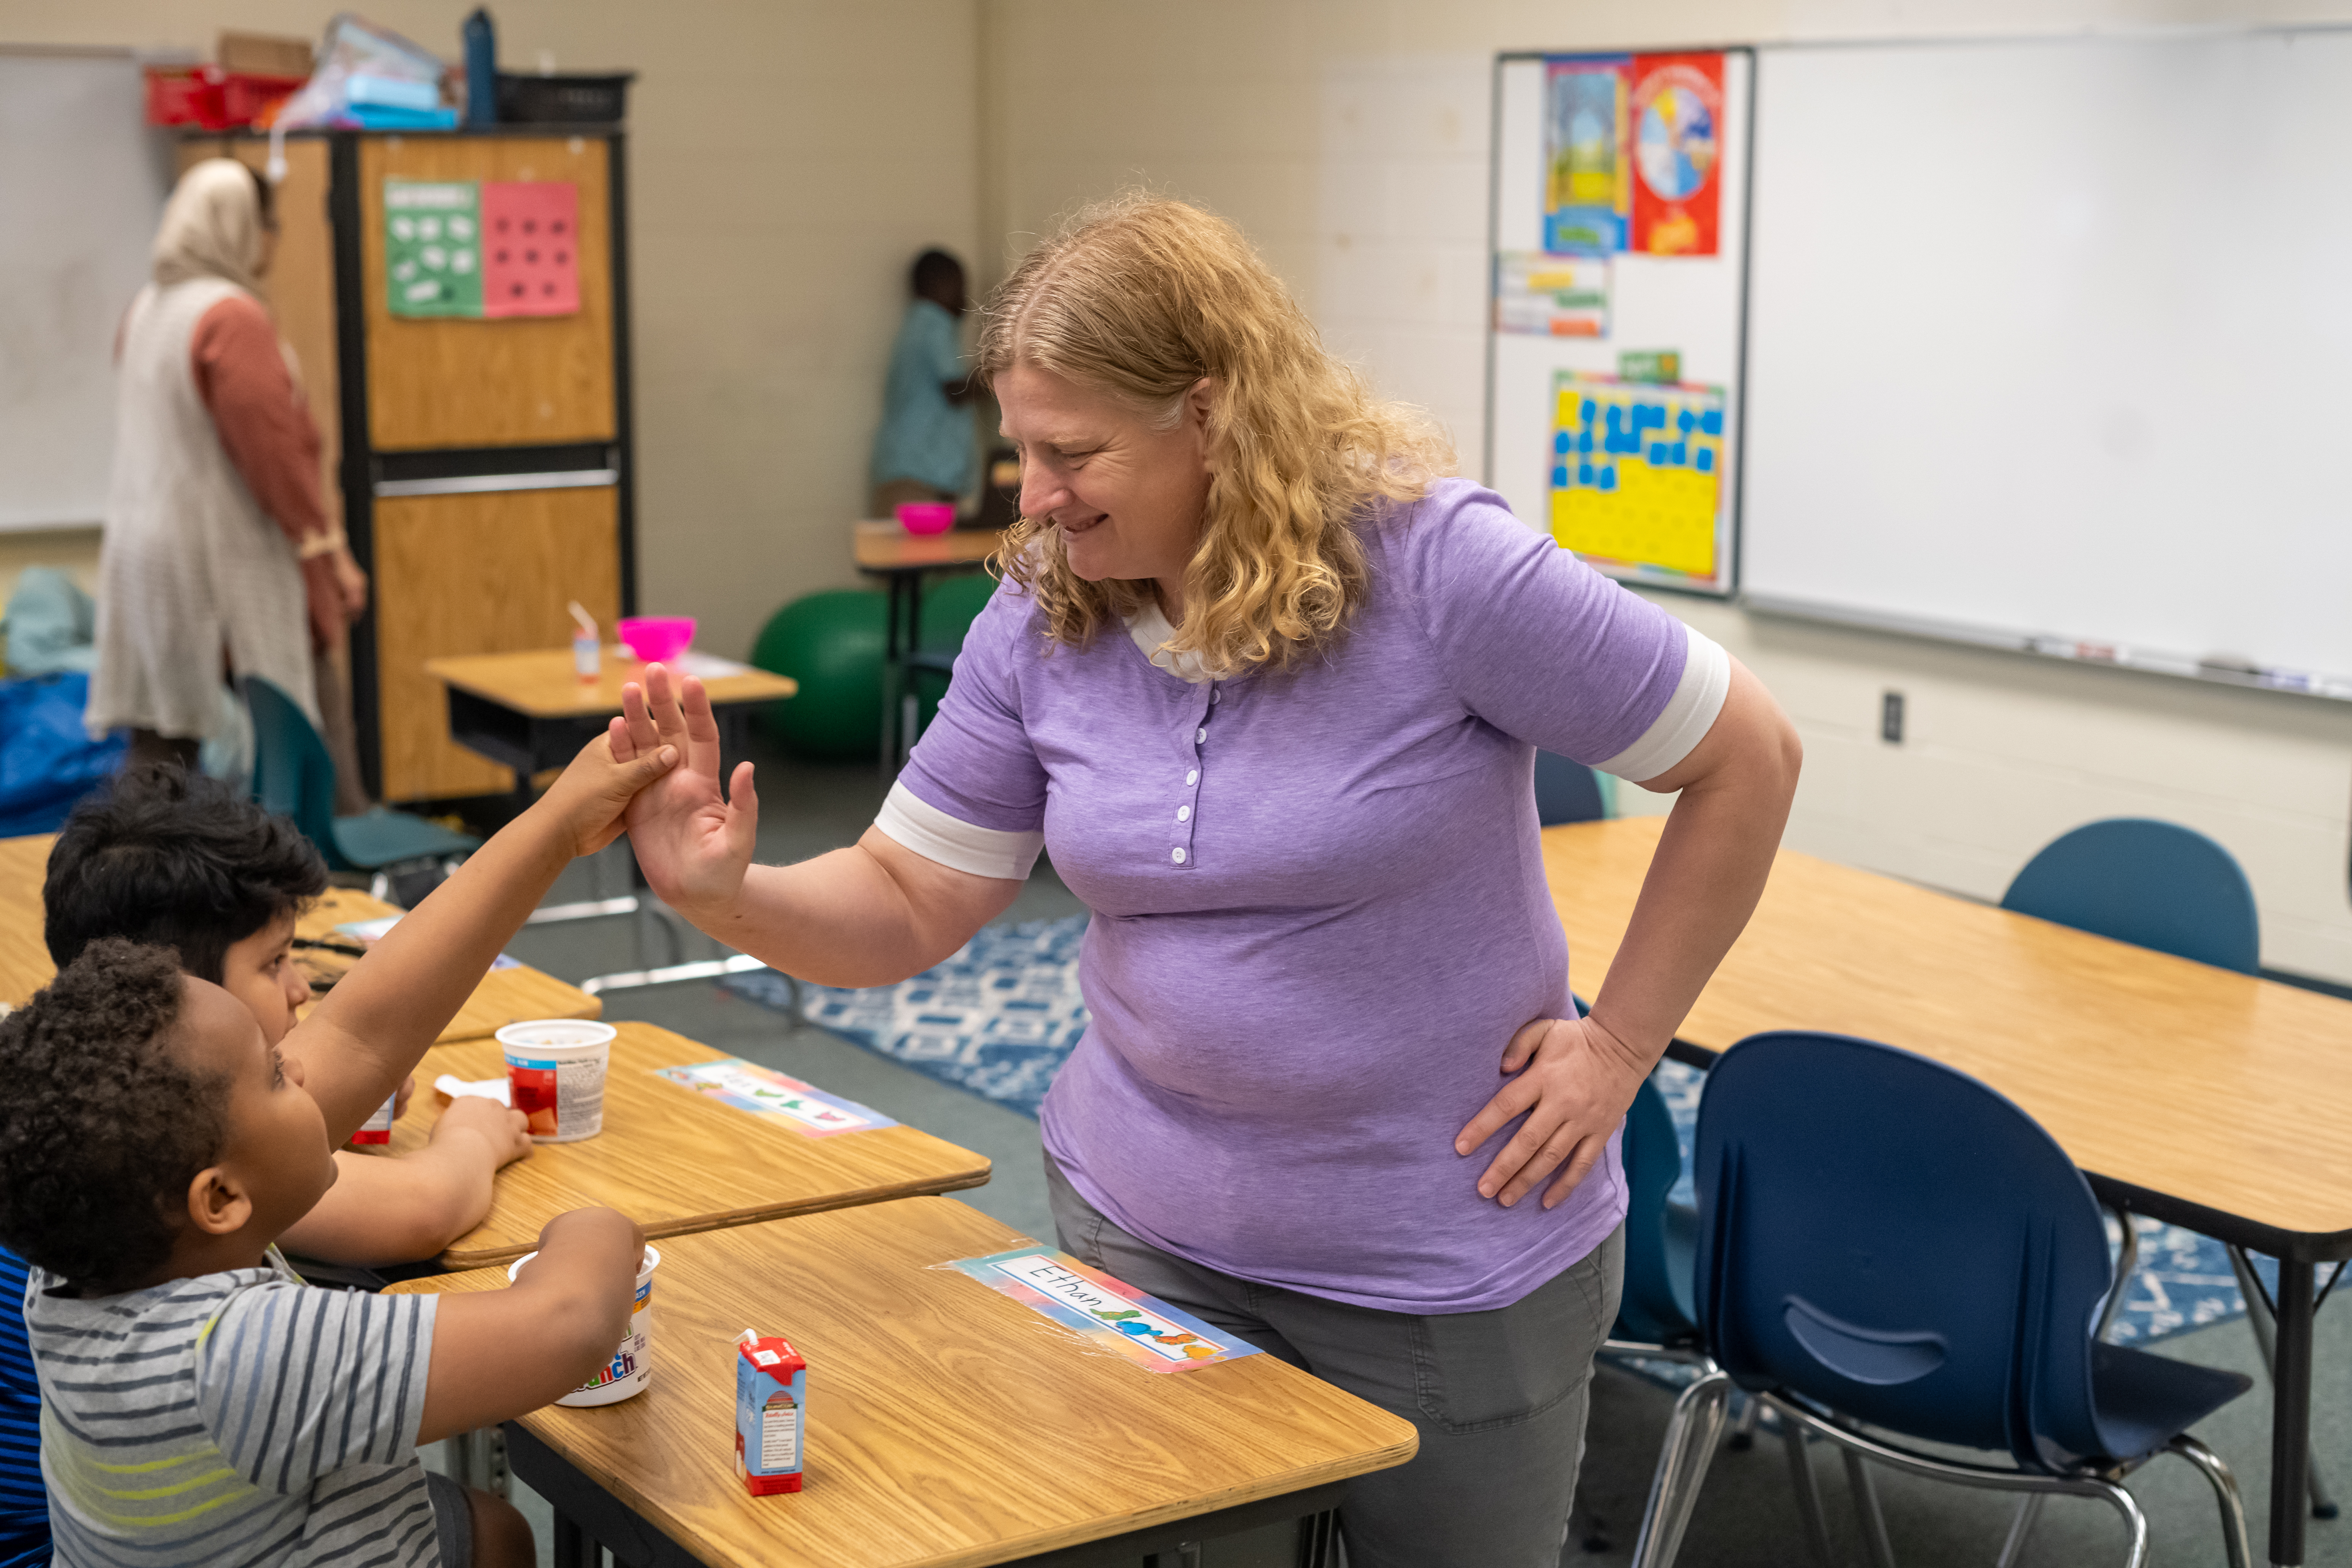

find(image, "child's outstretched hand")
[609,664,758,917]
[534,730,681,858]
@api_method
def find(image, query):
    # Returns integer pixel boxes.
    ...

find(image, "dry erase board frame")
[1740,28,2352,705]
[1483,48,1755,599]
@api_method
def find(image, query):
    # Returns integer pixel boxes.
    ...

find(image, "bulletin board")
[1485,50,1753,596]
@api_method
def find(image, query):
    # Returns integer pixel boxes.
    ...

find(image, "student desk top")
[389,1198,1416,1568]
[1544,814,2352,1566]
[0,836,596,1045]
[423,649,798,784]
[397,1023,990,1269]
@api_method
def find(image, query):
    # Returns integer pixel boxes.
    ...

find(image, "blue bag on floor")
[0,672,126,836]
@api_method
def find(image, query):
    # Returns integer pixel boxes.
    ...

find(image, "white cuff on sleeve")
[1593,627,1731,783]
[873,782,1045,882]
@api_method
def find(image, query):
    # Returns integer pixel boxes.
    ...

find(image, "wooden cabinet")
[372,487,621,799]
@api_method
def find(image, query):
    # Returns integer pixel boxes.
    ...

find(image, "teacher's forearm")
[680,830,1016,988]
[1589,672,1801,1063]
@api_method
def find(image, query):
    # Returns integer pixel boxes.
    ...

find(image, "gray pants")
[1046,1155,1624,1568]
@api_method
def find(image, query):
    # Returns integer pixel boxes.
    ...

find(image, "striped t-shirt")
[25,1252,441,1567]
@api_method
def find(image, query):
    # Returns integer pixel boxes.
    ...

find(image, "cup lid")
[496,1019,618,1051]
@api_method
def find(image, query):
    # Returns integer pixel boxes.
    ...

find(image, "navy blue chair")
[246,677,477,896]
[1633,1031,2250,1568]
[2000,818,2259,975]
[1534,749,1607,826]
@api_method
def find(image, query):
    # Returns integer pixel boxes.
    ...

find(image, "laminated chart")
[1549,371,1724,579]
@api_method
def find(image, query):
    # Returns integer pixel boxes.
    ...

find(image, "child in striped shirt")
[0,733,677,1568]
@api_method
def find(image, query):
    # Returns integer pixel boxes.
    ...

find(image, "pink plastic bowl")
[895,501,956,535]
[615,616,695,664]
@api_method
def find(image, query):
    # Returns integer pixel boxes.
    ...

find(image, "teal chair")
[1534,749,1608,825]
[245,677,477,895]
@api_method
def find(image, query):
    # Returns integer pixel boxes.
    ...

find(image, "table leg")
[2271,1258,2316,1566]
[880,575,907,779]
[550,1511,601,1568]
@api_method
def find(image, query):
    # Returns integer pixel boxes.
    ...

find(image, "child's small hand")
[433,1094,534,1169]
[528,1206,646,1274]
[533,732,681,858]
[392,1073,416,1122]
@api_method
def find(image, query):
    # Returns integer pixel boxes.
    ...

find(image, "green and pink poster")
[384,179,580,319]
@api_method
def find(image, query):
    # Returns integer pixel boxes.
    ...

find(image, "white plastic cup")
[509,1244,658,1407]
[497,1020,616,1143]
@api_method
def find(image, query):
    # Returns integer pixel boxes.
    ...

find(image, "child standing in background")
[870,248,978,517]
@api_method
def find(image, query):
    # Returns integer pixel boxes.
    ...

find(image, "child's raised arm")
[291,736,675,1142]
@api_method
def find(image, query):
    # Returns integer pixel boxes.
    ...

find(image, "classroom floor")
[467,736,2352,1568]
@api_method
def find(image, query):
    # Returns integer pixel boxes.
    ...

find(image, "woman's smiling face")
[996,361,1214,594]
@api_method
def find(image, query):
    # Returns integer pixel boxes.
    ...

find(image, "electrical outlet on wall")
[1881,690,1905,744]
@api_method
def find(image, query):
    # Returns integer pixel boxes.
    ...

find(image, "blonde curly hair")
[977,194,1455,675]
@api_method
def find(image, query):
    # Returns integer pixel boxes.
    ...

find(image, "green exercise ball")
[749,590,885,760]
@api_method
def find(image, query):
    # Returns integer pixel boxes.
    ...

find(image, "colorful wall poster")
[383,179,579,319]
[1495,252,1609,337]
[1549,370,1725,580]
[650,1058,897,1137]
[948,1248,1263,1374]
[383,181,481,316]
[1543,56,1631,254]
[1629,53,1724,256]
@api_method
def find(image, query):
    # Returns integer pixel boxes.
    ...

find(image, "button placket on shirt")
[1169,681,1217,866]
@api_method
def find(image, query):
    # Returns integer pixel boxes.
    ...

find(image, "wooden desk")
[390,1199,1416,1568]
[0,836,596,1045]
[1545,815,2352,1566]
[851,523,1006,774]
[424,648,798,787]
[397,1023,989,1269]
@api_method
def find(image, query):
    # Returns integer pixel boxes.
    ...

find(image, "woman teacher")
[617,197,1800,1567]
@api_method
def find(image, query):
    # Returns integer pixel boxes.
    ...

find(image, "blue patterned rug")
[722,918,2257,1346]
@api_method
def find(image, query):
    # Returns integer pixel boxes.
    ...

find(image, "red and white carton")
[350,1092,395,1147]
[733,1329,805,1495]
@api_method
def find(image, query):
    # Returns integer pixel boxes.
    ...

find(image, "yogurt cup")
[497,1020,616,1143]
[509,1244,659,1407]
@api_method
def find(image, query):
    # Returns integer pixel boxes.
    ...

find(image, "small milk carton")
[733,1329,805,1495]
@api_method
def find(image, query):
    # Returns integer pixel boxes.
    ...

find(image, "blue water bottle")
[462,8,499,127]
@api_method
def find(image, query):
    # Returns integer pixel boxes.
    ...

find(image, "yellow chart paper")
[1548,372,1724,579]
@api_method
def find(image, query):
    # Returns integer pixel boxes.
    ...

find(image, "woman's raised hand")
[609,664,758,915]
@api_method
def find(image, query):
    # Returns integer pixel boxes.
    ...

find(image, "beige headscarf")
[151,158,269,296]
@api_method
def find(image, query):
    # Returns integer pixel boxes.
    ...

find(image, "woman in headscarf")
[90,158,369,789]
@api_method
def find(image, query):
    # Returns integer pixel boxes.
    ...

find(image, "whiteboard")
[1743,31,2352,695]
[1486,51,1752,596]
[0,51,172,532]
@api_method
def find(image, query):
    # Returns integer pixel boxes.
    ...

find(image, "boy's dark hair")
[45,764,327,984]
[911,247,964,296]
[0,940,228,1291]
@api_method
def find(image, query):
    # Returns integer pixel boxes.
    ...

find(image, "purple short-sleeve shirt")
[895,478,1699,1313]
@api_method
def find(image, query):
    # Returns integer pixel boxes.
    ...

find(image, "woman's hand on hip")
[1456,1012,1652,1210]
[611,663,758,915]
[331,547,369,619]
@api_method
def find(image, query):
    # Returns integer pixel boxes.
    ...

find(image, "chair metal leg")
[1730,1391,1762,1451]
[1628,1368,1733,1568]
[1994,1494,2044,1568]
[2089,1478,2150,1568]
[2098,1204,2140,1343]
[1842,1447,1897,1568]
[1781,1414,1838,1568]
[2167,1433,2252,1568]
[2228,1244,2339,1519]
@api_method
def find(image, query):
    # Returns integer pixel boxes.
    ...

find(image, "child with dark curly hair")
[0,733,677,1568]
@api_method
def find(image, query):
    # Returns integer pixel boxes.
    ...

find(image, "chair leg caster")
[2316,1501,2340,1521]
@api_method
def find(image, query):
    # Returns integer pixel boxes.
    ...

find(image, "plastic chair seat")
[2087,1342,2250,1467]
[1661,1199,1699,1328]
[329,808,479,872]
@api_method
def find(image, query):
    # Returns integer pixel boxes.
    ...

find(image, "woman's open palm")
[610,664,759,913]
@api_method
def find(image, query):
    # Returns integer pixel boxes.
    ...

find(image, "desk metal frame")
[509,1421,1346,1568]
[859,550,992,778]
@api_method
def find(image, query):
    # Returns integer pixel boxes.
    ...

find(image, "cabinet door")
[359,135,616,450]
[177,137,340,522]
[372,485,620,801]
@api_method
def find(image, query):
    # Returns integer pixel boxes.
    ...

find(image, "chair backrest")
[1694,1031,2119,1471]
[2001,817,2259,974]
[244,677,346,871]
[1534,749,1606,826]
[1613,1073,1698,1345]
